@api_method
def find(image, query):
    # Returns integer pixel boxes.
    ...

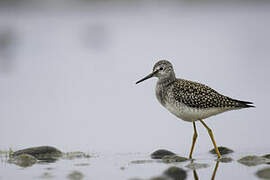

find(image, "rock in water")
[12,146,62,161]
[149,176,168,180]
[163,166,187,180]
[39,172,54,179]
[185,162,209,170]
[151,149,175,159]
[216,157,233,163]
[10,153,37,167]
[262,154,270,159]
[63,152,91,160]
[209,146,233,155]
[67,171,84,180]
[256,167,270,179]
[162,155,188,163]
[130,160,154,164]
[238,155,269,166]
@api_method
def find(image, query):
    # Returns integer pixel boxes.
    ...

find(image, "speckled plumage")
[171,79,251,109]
[137,60,254,122]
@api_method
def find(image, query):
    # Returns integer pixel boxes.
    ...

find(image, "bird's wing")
[171,79,253,109]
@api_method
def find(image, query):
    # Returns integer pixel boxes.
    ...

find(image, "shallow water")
[1,150,270,180]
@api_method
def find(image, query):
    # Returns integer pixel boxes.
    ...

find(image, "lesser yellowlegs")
[136,60,254,158]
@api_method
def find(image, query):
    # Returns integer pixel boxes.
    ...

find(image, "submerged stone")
[151,149,176,159]
[185,162,209,170]
[163,166,187,180]
[256,167,270,179]
[262,154,270,159]
[162,155,188,163]
[45,167,54,171]
[150,176,169,180]
[12,146,62,161]
[38,158,58,164]
[209,146,233,155]
[39,172,54,179]
[216,157,233,163]
[74,163,90,166]
[63,152,91,160]
[130,160,154,164]
[67,170,84,180]
[238,155,269,166]
[262,154,270,165]
[10,153,37,167]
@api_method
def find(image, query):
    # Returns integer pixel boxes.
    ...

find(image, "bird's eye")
[159,67,164,70]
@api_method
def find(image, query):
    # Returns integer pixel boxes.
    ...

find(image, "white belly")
[164,102,231,122]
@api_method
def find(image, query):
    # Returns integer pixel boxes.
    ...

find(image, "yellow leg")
[211,161,220,180]
[192,160,219,180]
[199,119,221,158]
[193,170,199,180]
[189,121,198,159]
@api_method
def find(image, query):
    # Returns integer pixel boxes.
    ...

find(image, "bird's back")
[156,78,253,122]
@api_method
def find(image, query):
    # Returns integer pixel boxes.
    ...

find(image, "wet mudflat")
[1,146,270,180]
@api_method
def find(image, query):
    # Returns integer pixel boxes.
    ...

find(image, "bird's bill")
[136,70,158,84]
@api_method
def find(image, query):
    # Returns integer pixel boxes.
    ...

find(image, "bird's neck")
[157,73,176,86]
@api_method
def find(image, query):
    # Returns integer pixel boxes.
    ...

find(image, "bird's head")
[136,60,175,84]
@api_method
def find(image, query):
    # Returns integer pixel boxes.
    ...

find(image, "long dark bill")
[136,70,158,84]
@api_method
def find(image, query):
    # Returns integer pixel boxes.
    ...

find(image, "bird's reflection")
[193,160,220,180]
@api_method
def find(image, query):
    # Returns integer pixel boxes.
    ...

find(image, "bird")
[136,60,254,159]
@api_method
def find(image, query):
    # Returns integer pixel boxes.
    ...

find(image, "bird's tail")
[234,99,255,108]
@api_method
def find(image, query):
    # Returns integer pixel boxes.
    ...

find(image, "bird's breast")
[164,101,196,122]
[155,83,167,106]
[164,101,232,122]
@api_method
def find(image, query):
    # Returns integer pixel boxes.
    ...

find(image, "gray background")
[0,0,269,156]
